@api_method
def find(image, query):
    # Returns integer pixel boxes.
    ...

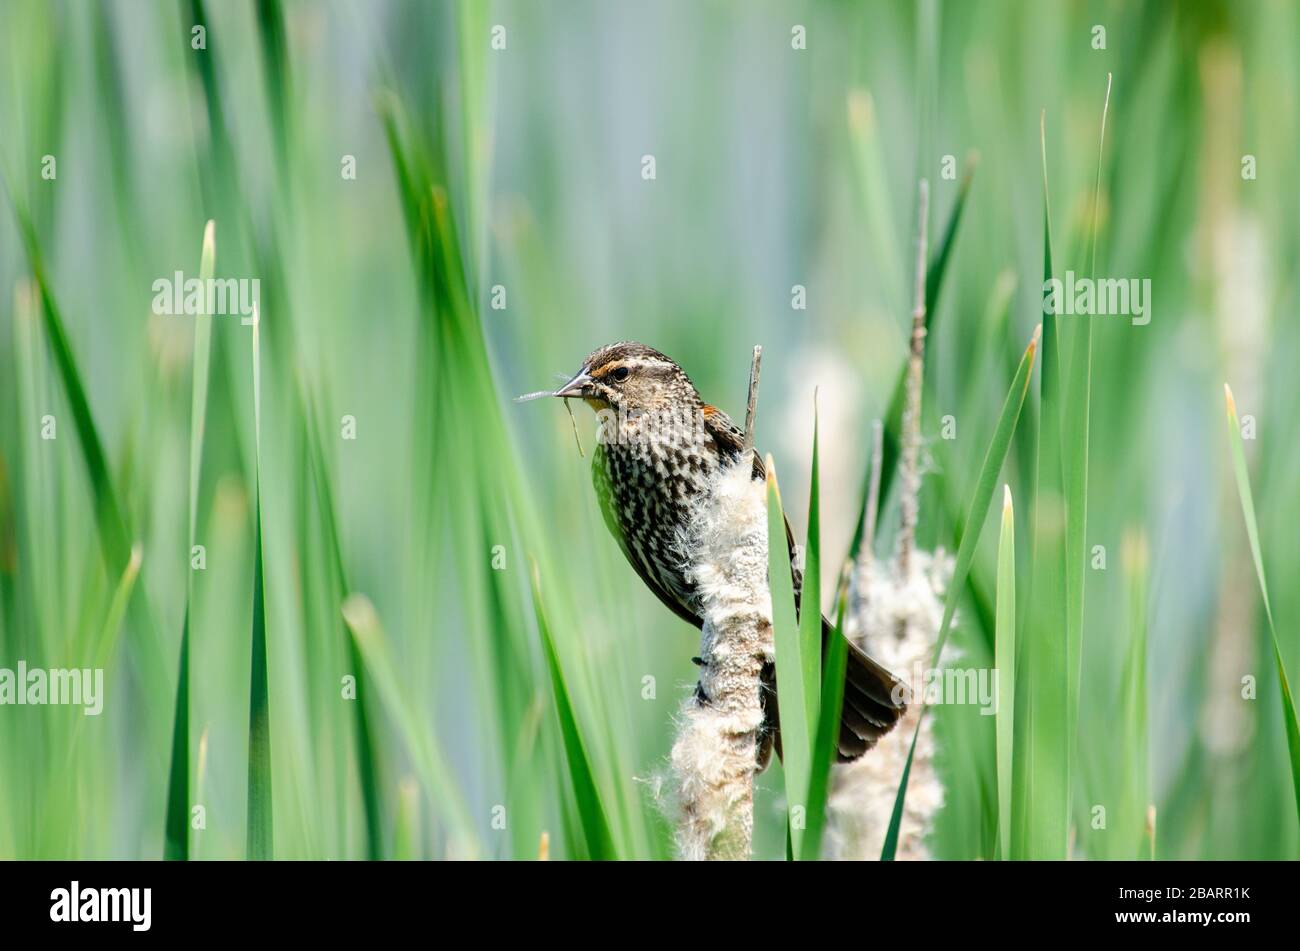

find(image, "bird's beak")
[554,367,594,400]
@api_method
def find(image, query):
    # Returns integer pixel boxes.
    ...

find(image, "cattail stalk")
[743,345,762,457]
[831,179,947,861]
[897,180,930,576]
[670,346,772,860]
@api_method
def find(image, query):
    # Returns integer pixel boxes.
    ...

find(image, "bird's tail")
[756,618,907,770]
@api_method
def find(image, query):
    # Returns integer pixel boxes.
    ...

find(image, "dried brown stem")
[897,180,930,577]
[742,345,762,457]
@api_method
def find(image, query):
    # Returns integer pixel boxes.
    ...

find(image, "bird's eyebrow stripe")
[592,358,672,377]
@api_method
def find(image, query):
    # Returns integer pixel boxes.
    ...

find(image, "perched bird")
[549,341,905,768]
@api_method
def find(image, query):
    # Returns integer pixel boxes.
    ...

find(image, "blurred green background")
[0,0,1296,860]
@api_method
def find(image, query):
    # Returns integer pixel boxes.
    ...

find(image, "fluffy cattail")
[668,346,770,860]
[829,548,952,859]
[668,456,773,860]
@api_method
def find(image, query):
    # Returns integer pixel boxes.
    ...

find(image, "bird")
[547,341,906,769]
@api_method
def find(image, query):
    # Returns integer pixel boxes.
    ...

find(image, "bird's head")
[554,342,699,415]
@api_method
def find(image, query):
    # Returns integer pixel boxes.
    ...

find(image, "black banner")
[0,860,1280,938]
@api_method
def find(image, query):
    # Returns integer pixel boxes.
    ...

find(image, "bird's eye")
[612,366,630,382]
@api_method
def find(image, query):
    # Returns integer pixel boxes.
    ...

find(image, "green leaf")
[1120,530,1151,859]
[304,400,383,860]
[881,728,920,861]
[253,0,292,173]
[928,332,1037,666]
[165,220,214,861]
[187,221,216,542]
[882,326,1038,860]
[798,405,823,744]
[995,486,1017,860]
[184,0,239,213]
[246,311,273,861]
[342,594,478,854]
[62,545,143,779]
[92,544,143,673]
[9,203,130,573]
[455,0,492,285]
[163,610,192,861]
[767,460,811,858]
[1021,112,1068,860]
[800,569,850,862]
[1223,384,1300,825]
[530,564,616,861]
[1062,74,1111,827]
[392,779,423,861]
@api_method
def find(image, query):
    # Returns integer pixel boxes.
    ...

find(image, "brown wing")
[703,404,907,762]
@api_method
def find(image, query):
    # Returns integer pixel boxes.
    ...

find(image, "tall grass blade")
[797,405,823,743]
[1120,530,1150,858]
[163,609,192,861]
[247,498,272,859]
[187,222,216,542]
[1022,112,1068,859]
[192,731,210,860]
[882,327,1038,859]
[1063,74,1111,822]
[995,485,1016,859]
[455,0,492,287]
[92,544,144,672]
[766,459,811,858]
[164,220,215,861]
[254,0,292,173]
[341,594,477,854]
[1223,385,1300,823]
[8,204,129,572]
[530,564,615,861]
[393,779,422,861]
[380,92,567,855]
[881,728,920,861]
[63,545,143,775]
[246,310,273,860]
[304,403,383,860]
[926,330,1036,664]
[184,0,238,212]
[800,568,850,862]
